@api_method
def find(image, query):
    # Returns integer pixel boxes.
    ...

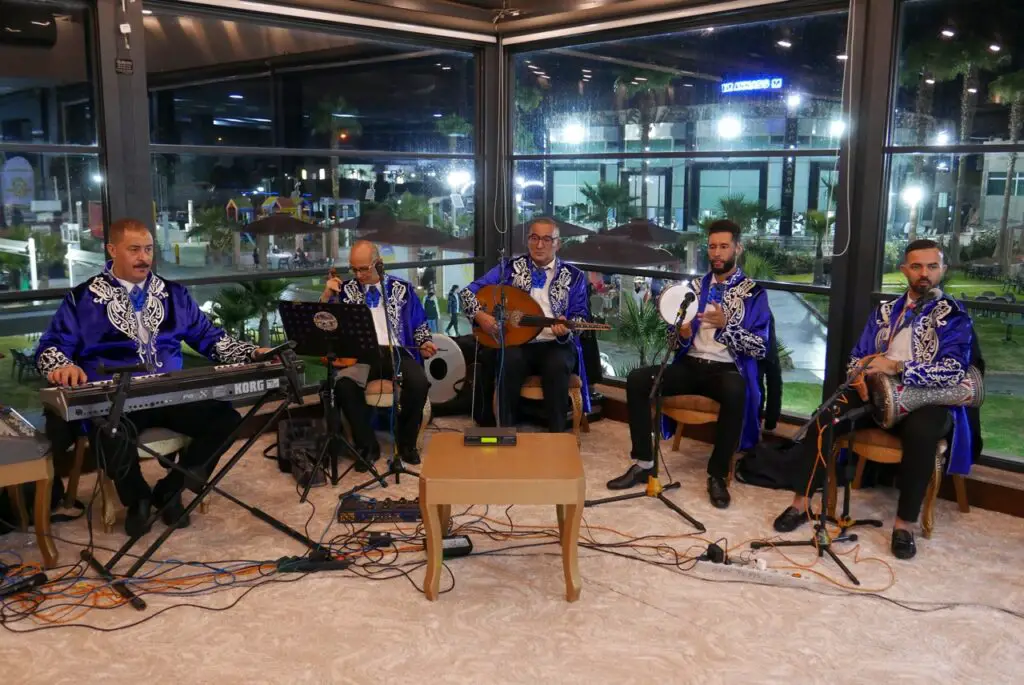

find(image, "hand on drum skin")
[420,341,438,358]
[865,356,899,376]
[475,312,500,338]
[551,315,570,338]
[49,365,88,387]
[697,304,726,329]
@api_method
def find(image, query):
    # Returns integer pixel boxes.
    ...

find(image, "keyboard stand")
[81,352,321,611]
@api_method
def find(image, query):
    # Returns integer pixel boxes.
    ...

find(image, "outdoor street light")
[717,115,742,140]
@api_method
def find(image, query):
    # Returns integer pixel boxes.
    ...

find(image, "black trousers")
[626,356,746,479]
[334,348,429,453]
[45,400,241,508]
[495,340,578,432]
[445,313,460,336]
[790,389,952,523]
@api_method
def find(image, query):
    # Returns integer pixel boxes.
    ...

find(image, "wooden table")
[418,432,585,602]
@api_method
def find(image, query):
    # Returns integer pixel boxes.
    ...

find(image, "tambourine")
[656,283,699,326]
[424,333,467,404]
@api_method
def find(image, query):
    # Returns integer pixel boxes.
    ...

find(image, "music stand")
[278,301,382,491]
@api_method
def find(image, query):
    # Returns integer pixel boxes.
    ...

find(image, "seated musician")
[36,218,272,536]
[461,217,590,433]
[321,240,437,468]
[607,220,771,510]
[773,239,976,560]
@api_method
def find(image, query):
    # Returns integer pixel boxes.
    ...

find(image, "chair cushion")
[522,374,583,390]
[662,395,721,413]
[138,428,192,457]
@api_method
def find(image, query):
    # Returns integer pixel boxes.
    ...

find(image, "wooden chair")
[662,395,742,483]
[1,445,58,568]
[491,375,590,445]
[830,428,969,538]
[342,379,432,453]
[66,428,206,533]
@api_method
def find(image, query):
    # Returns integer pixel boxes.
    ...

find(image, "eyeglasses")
[527,234,557,245]
[350,265,375,275]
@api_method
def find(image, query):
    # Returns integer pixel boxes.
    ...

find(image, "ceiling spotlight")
[836,54,849,61]
[142,9,153,15]
[433,113,443,118]
[442,66,452,71]
[786,93,802,109]
[941,28,955,38]
[229,94,243,100]
[968,87,978,94]
[777,40,792,48]
[635,76,647,82]
[925,78,936,85]
[581,68,591,73]
[683,83,694,88]
[990,44,1001,52]
[525,60,532,64]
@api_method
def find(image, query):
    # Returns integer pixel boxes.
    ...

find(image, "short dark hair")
[108,218,150,244]
[904,239,943,261]
[706,219,741,243]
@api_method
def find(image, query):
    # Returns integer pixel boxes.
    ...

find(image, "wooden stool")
[0,448,58,568]
[66,429,207,534]
[341,379,432,452]
[832,428,969,539]
[493,375,590,445]
[419,432,585,602]
[662,395,740,483]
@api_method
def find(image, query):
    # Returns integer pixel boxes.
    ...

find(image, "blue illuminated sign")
[720,77,784,94]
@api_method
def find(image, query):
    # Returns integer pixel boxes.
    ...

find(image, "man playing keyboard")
[36,218,271,537]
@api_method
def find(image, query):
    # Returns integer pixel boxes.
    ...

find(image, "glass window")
[0,308,57,419]
[151,152,475,280]
[514,155,840,286]
[144,8,475,153]
[891,0,1024,148]
[0,0,96,145]
[513,12,849,154]
[882,152,1023,289]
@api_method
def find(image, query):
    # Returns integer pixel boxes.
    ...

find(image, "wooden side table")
[418,432,585,602]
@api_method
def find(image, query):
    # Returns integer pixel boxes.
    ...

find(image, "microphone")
[0,572,47,599]
[675,291,696,325]
[833,404,873,425]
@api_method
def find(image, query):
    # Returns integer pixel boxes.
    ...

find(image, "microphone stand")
[585,294,705,533]
[750,357,881,585]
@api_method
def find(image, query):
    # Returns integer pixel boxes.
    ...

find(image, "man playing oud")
[773,239,977,560]
[461,218,590,432]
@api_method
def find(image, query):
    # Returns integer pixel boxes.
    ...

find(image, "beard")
[909,278,933,296]
[711,257,736,275]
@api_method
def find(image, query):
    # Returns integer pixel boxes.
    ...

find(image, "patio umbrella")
[558,234,680,268]
[604,217,680,244]
[359,221,452,247]
[329,209,397,232]
[241,213,321,236]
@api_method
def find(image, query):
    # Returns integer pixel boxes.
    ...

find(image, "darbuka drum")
[656,284,698,326]
[866,365,985,429]
[425,334,466,404]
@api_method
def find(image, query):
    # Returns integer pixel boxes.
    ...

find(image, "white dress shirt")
[115,276,151,344]
[366,283,391,346]
[885,327,913,363]
[688,303,734,364]
[530,259,557,343]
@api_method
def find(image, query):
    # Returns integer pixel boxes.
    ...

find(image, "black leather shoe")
[707,476,731,509]
[606,464,652,490]
[773,506,810,533]
[155,491,190,529]
[398,448,421,466]
[124,499,152,538]
[891,528,917,560]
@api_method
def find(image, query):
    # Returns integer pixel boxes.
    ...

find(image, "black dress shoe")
[398,448,421,466]
[707,476,731,509]
[773,506,810,533]
[891,528,917,560]
[124,499,152,538]
[154,491,190,529]
[606,464,652,490]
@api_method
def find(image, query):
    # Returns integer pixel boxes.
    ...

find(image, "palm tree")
[716,194,780,234]
[901,38,948,239]
[312,97,362,260]
[803,210,834,285]
[435,114,472,154]
[579,181,636,231]
[187,207,237,258]
[741,252,778,281]
[241,280,289,347]
[990,71,1024,273]
[514,85,544,152]
[930,40,1010,266]
[213,287,254,340]
[616,295,665,367]
[614,69,676,218]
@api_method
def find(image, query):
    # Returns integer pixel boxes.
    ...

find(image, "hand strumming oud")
[470,285,610,348]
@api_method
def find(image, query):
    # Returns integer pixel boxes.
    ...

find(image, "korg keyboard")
[39,361,304,421]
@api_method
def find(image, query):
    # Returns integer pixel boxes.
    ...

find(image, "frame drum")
[425,333,467,404]
[656,283,699,326]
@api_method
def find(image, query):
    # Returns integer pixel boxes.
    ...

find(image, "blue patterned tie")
[129,286,146,312]
[365,285,380,308]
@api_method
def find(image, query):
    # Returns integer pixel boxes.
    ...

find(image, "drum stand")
[750,368,880,586]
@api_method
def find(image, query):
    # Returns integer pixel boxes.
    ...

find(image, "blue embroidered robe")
[461,255,591,411]
[664,268,771,451]
[326,275,431,361]
[849,291,975,475]
[35,267,258,381]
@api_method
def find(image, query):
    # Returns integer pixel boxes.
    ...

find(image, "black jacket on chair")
[758,314,783,431]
